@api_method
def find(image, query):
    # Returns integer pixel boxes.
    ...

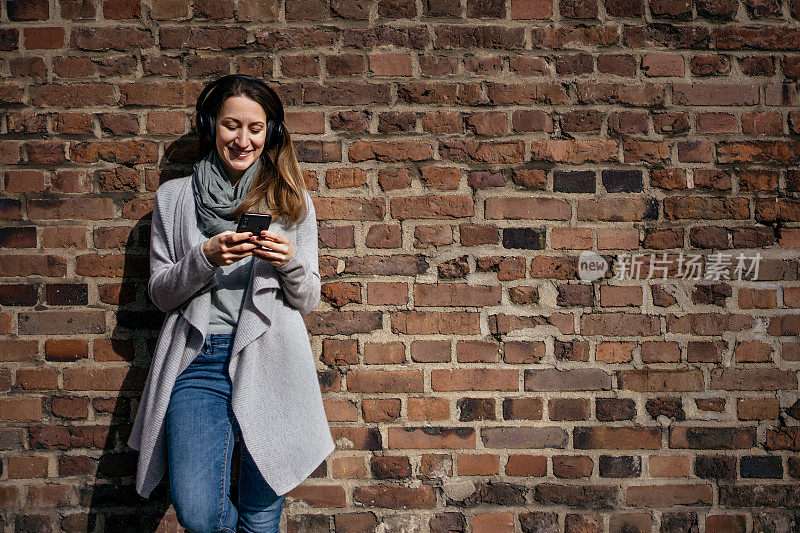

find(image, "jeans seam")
[219,395,234,533]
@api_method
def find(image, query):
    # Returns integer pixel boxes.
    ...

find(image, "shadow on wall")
[83,135,246,532]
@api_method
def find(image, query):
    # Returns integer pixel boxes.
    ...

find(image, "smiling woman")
[127,75,333,533]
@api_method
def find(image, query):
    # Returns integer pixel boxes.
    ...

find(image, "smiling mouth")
[228,147,251,158]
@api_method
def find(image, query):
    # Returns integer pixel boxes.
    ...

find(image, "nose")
[235,128,249,148]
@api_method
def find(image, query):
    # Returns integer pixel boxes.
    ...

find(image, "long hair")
[196,76,307,223]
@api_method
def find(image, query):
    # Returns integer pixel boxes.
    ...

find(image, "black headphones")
[195,74,285,153]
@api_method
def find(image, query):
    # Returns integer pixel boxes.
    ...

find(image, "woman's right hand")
[202,231,258,266]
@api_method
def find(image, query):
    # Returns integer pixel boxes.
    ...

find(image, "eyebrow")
[220,117,266,126]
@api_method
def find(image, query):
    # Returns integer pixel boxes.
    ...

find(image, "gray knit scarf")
[192,149,261,236]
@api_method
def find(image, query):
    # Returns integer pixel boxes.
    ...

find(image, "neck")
[228,171,242,188]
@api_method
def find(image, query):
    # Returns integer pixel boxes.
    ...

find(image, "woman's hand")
[202,231,257,266]
[249,230,296,267]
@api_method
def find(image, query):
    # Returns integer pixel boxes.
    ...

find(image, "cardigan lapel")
[230,216,296,358]
[175,178,214,335]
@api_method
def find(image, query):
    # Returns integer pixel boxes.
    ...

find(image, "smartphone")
[236,213,272,234]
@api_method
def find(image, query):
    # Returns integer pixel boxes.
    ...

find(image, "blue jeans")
[165,333,285,533]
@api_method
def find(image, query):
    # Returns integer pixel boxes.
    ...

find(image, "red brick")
[642,54,684,76]
[696,112,738,134]
[530,140,618,163]
[313,197,384,221]
[325,168,367,189]
[365,224,401,248]
[419,168,459,191]
[0,340,38,362]
[456,340,500,363]
[458,454,500,476]
[287,485,346,508]
[414,224,452,248]
[511,0,554,19]
[8,456,48,478]
[390,196,473,220]
[473,513,514,533]
[330,457,367,479]
[741,111,783,135]
[366,283,407,305]
[388,427,475,450]
[352,484,435,509]
[0,397,42,420]
[411,340,450,363]
[505,454,547,476]
[349,141,432,162]
[321,339,358,366]
[626,484,713,507]
[15,369,58,390]
[414,284,501,307]
[346,371,423,393]
[485,197,570,220]
[361,399,401,422]
[391,311,479,334]
[431,369,519,391]
[673,84,759,105]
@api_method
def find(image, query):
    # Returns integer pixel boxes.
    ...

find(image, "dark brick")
[690,226,729,249]
[660,512,699,533]
[553,170,596,193]
[598,455,641,477]
[645,397,686,420]
[740,455,783,478]
[370,456,412,479]
[596,398,636,421]
[503,228,545,250]
[438,255,469,279]
[602,170,642,193]
[0,226,37,247]
[457,398,495,421]
[0,284,38,306]
[691,284,731,306]
[519,512,559,533]
[557,284,593,307]
[695,455,736,479]
[429,512,466,533]
[45,284,88,306]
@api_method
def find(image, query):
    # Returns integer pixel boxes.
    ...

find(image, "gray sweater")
[194,223,253,333]
[127,176,334,498]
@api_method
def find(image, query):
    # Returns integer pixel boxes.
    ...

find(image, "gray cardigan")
[127,176,334,498]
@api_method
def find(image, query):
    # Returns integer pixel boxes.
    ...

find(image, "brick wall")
[1,0,800,532]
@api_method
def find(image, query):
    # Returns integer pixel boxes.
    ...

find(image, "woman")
[127,74,334,533]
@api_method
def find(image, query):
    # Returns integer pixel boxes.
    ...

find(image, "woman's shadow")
[85,136,241,532]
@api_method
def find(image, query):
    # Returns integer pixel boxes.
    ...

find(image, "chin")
[227,158,253,171]
[223,151,256,170]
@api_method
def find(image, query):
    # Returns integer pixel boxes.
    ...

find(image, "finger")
[225,231,254,244]
[229,241,259,253]
[259,230,287,243]
[252,248,286,262]
[248,236,288,252]
[220,252,253,264]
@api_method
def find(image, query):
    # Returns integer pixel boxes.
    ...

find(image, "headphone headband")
[195,74,285,152]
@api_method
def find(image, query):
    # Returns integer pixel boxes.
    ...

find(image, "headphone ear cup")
[205,113,216,145]
[195,79,226,148]
[272,121,284,151]
[265,120,284,151]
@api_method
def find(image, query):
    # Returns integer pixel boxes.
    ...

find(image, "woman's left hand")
[249,230,296,267]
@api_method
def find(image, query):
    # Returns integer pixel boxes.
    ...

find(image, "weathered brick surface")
[1,3,798,531]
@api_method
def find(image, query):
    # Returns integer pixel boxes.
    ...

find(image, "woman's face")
[214,95,268,183]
